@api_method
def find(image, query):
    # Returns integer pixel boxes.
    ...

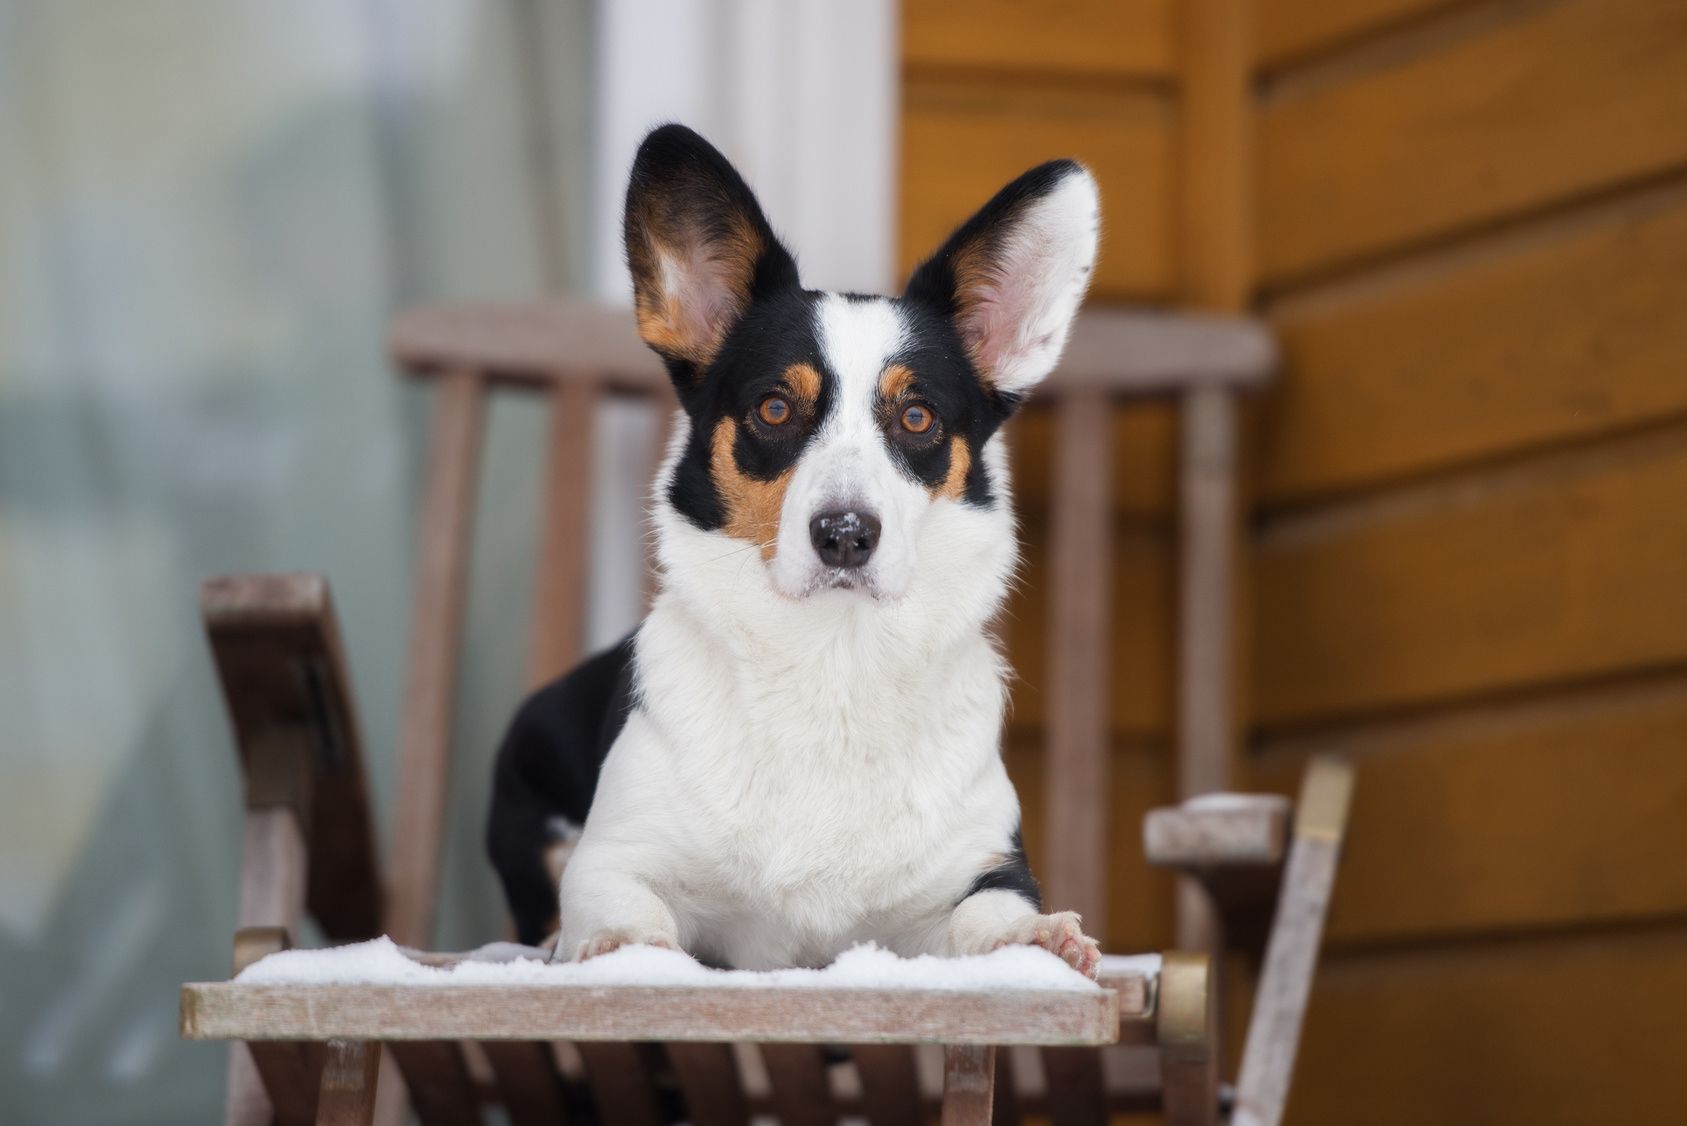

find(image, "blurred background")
[2,0,1683,1123]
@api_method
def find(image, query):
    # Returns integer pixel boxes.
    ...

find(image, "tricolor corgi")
[488,124,1102,977]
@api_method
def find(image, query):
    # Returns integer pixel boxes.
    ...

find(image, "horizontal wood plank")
[901,75,1176,300]
[904,0,1178,79]
[1287,926,1686,1126]
[1253,675,1687,945]
[1259,0,1687,282]
[1256,0,1476,69]
[1260,184,1687,501]
[181,982,1129,1046]
[1254,426,1687,724]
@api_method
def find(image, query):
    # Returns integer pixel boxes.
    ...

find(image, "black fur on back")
[486,633,637,945]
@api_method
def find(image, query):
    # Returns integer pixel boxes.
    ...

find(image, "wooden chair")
[181,301,1352,1125]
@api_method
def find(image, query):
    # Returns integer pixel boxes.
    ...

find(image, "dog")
[487,124,1103,977]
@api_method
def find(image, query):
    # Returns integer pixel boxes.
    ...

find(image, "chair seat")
[180,974,1133,1045]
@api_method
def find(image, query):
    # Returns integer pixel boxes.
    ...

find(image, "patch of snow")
[236,936,1104,992]
[1182,792,1289,812]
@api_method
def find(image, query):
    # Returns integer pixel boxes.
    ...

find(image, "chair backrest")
[383,299,1274,949]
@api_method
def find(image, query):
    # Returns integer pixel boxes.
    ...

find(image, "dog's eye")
[757,395,793,427]
[900,403,935,434]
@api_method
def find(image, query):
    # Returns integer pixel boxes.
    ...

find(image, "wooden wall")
[900,1,1687,1122]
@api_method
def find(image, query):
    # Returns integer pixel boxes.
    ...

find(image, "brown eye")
[900,403,934,434]
[757,395,792,427]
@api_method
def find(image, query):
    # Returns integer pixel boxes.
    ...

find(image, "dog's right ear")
[623,125,798,385]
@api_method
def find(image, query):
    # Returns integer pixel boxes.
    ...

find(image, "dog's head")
[630,125,1098,611]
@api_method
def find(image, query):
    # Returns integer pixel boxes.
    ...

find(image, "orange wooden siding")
[900,0,1687,1121]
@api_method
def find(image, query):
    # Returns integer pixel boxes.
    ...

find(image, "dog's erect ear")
[904,161,1099,404]
[623,125,798,380]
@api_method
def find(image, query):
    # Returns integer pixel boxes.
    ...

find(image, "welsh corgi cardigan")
[488,124,1103,977]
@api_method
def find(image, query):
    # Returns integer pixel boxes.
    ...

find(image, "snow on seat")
[182,938,1155,1046]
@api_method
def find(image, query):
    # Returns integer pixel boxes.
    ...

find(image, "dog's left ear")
[904,161,1099,405]
[624,125,798,384]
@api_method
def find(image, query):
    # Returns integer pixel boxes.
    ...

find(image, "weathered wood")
[1231,758,1353,1126]
[1256,674,1687,945]
[1156,952,1217,1126]
[388,370,487,947]
[902,75,1175,300]
[529,378,598,687]
[248,1042,323,1126]
[386,1042,480,1126]
[759,1043,833,1126]
[1261,181,1687,502]
[904,0,1177,79]
[1143,795,1291,869]
[1259,0,1687,281]
[390,302,666,393]
[316,1040,380,1126]
[1043,391,1114,930]
[1176,388,1240,959]
[182,981,1128,1046]
[481,1040,569,1125]
[851,1043,922,1126]
[203,573,382,940]
[666,1042,750,1126]
[1042,1046,1106,1125]
[941,1045,996,1126]
[576,1042,664,1126]
[1254,425,1687,726]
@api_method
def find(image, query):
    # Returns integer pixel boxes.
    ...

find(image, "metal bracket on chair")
[1158,951,1218,1125]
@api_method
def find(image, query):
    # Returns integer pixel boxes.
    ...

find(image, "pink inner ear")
[655,239,752,360]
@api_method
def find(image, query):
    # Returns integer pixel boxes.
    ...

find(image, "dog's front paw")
[575,926,679,962]
[990,911,1101,979]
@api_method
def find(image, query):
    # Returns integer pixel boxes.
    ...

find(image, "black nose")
[809,510,881,569]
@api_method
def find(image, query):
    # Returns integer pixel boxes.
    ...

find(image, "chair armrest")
[203,573,383,941]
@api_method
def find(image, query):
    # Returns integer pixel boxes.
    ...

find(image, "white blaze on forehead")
[815,294,906,422]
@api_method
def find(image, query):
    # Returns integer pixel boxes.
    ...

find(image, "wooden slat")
[1176,388,1240,799]
[1143,795,1291,869]
[182,982,1129,1045]
[851,1043,922,1126]
[1259,0,1687,283]
[1043,392,1114,929]
[316,1040,380,1126]
[481,1041,569,1125]
[667,1042,750,1126]
[388,370,487,947]
[390,302,666,393]
[249,1042,323,1126]
[1260,183,1687,501]
[202,573,383,940]
[904,0,1178,79]
[1181,0,1255,311]
[1254,674,1687,945]
[1254,426,1687,725]
[758,1043,833,1126]
[1286,926,1687,1126]
[386,1042,480,1126]
[940,1045,996,1126]
[1257,0,1476,69]
[1053,310,1276,395]
[1042,1046,1107,1125]
[901,75,1175,300]
[1231,759,1353,1126]
[576,1041,663,1126]
[528,379,598,687]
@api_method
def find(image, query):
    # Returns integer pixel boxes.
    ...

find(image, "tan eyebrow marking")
[878,362,916,402]
[784,361,822,406]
